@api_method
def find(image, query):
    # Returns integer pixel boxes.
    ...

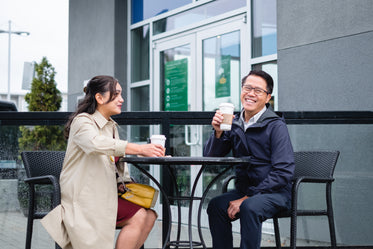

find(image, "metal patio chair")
[273,151,340,249]
[21,151,65,249]
[222,151,340,249]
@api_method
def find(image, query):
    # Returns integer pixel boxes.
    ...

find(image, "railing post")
[161,116,171,248]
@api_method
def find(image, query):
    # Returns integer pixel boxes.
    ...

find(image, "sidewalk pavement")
[3,210,331,249]
[0,210,282,249]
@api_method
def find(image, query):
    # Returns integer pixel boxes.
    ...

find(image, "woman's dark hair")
[241,70,274,94]
[64,75,119,139]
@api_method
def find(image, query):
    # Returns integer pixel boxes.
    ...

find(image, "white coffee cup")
[150,135,166,147]
[219,103,234,131]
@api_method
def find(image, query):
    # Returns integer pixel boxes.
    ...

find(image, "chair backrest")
[21,151,65,179]
[293,151,340,179]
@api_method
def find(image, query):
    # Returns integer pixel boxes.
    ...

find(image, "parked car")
[0,100,17,111]
[0,100,18,179]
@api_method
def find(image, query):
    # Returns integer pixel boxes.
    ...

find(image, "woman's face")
[96,82,124,119]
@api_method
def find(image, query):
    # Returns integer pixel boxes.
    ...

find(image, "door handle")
[185,125,199,146]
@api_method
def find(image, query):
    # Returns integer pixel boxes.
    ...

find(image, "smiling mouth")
[244,97,256,104]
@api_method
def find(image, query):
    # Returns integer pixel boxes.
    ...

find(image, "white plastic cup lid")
[219,103,234,108]
[219,103,234,113]
[150,135,166,140]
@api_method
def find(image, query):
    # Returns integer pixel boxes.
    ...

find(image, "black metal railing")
[1,111,373,249]
[2,111,373,124]
[1,110,372,125]
[1,111,372,152]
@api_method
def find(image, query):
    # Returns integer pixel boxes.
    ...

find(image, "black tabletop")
[119,156,248,165]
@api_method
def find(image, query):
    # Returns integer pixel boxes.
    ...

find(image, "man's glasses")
[241,85,269,96]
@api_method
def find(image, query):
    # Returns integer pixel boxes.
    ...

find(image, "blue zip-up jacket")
[204,106,295,199]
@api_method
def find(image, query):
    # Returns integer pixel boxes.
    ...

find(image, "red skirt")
[116,197,142,226]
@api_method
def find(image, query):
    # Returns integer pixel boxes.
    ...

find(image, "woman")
[41,75,165,249]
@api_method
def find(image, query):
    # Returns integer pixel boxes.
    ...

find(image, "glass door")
[197,18,246,230]
[198,24,244,112]
[153,16,246,229]
[154,34,200,225]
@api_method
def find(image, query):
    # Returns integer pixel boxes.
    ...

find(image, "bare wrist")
[215,130,223,138]
[136,144,143,155]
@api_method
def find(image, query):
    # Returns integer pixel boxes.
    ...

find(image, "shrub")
[18,57,66,215]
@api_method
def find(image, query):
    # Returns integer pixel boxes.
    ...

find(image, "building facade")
[68,0,373,246]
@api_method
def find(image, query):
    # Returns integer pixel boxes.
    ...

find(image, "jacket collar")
[240,106,267,128]
[92,110,117,129]
[233,103,280,131]
[256,104,281,124]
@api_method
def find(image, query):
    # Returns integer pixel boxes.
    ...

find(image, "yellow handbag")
[118,183,159,209]
[113,154,159,209]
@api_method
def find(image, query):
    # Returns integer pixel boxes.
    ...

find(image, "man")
[204,70,295,249]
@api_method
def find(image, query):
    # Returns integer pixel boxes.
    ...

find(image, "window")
[131,25,150,83]
[153,0,246,35]
[251,0,277,57]
[202,31,241,111]
[131,86,149,111]
[131,0,192,24]
[130,86,150,142]
[252,62,278,110]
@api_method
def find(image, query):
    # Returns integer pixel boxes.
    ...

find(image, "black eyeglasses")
[241,85,269,96]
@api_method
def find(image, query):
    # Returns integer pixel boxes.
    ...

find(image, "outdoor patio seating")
[21,151,65,249]
[223,151,340,249]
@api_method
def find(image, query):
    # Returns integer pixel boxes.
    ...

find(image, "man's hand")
[212,110,235,138]
[227,196,249,219]
[211,110,224,137]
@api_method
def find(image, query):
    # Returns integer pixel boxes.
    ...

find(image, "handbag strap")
[111,124,131,193]
[113,160,130,193]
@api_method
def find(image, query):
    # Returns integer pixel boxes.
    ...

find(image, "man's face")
[240,75,271,119]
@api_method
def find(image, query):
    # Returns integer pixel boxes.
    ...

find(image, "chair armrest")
[294,176,334,185]
[222,175,237,193]
[291,176,335,210]
[24,175,60,187]
[24,175,61,206]
[222,176,334,196]
[292,176,334,193]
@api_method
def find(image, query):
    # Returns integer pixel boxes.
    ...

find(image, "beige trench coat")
[41,111,131,249]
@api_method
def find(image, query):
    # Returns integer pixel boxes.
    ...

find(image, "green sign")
[215,55,231,98]
[164,58,188,111]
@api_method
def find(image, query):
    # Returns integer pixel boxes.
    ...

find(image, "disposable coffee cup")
[150,135,166,147]
[219,103,234,131]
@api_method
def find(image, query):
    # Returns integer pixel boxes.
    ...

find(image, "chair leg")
[273,217,282,249]
[328,215,337,249]
[290,214,297,249]
[25,216,33,249]
[327,184,337,248]
[25,188,35,249]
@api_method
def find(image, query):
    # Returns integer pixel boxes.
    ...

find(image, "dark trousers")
[207,190,290,249]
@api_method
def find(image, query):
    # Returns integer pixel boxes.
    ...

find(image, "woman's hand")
[118,183,126,193]
[125,143,165,157]
[139,143,165,157]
